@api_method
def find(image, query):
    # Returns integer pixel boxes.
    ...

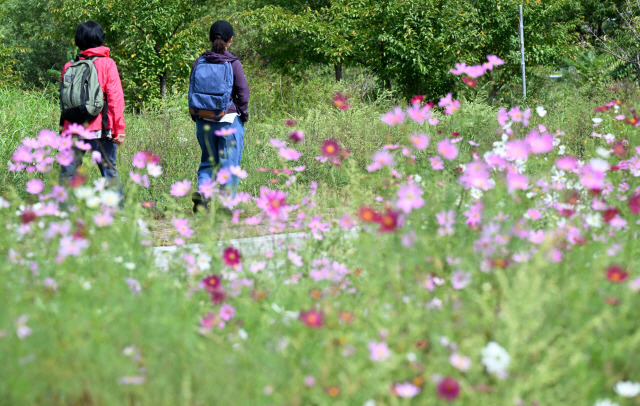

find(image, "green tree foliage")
[589,0,640,88]
[574,0,625,38]
[240,0,582,98]
[0,0,71,89]
[52,0,215,102]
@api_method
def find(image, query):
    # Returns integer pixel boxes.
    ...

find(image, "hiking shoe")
[192,191,209,213]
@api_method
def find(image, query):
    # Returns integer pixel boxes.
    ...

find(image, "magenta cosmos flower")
[321,139,341,158]
[300,309,324,328]
[437,377,460,402]
[222,246,242,267]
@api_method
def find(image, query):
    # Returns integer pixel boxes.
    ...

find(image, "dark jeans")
[59,138,124,198]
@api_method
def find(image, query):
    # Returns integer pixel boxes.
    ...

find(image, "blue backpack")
[188,58,234,121]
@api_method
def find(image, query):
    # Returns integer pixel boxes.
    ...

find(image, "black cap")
[210,20,235,42]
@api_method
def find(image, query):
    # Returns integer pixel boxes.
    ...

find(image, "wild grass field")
[1,59,640,406]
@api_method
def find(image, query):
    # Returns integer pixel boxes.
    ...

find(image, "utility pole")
[519,4,526,100]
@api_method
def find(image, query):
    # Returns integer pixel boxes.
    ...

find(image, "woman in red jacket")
[59,21,126,199]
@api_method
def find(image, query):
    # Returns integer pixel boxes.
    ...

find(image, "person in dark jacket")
[190,20,250,212]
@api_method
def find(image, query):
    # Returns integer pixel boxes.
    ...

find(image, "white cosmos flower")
[481,341,510,375]
[74,186,93,200]
[85,196,102,208]
[596,147,610,158]
[147,163,162,177]
[614,381,640,397]
[100,190,121,207]
[536,106,547,117]
[585,213,602,228]
[594,399,619,406]
[196,253,211,271]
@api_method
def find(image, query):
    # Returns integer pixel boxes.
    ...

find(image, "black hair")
[75,21,106,51]
[209,20,234,54]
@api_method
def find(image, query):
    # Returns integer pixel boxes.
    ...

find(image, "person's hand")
[113,133,126,145]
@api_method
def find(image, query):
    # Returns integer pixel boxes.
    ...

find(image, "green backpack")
[60,54,107,130]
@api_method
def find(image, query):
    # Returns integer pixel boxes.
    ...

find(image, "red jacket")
[61,46,126,135]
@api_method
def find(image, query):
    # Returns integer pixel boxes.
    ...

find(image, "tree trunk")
[379,41,391,91]
[159,73,167,99]
[334,63,343,82]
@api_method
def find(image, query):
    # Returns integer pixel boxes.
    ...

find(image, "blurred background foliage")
[0,0,637,106]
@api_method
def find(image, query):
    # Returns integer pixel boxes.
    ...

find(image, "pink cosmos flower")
[409,133,430,150]
[463,202,483,228]
[526,208,541,220]
[170,180,191,197]
[486,54,505,68]
[505,140,530,161]
[525,130,554,154]
[450,353,472,371]
[437,139,459,160]
[15,315,32,340]
[26,179,44,195]
[436,210,455,236]
[396,183,425,214]
[406,103,432,124]
[430,156,444,170]
[44,277,58,292]
[465,64,486,78]
[368,341,391,361]
[580,164,606,190]
[308,215,330,240]
[91,151,102,164]
[256,187,289,220]
[49,185,67,203]
[508,106,524,122]
[199,178,215,199]
[450,62,468,75]
[339,214,355,230]
[506,170,529,194]
[556,156,578,171]
[459,159,492,190]
[173,217,194,238]
[451,270,471,289]
[394,382,420,398]
[381,107,406,126]
[220,304,235,321]
[214,127,237,137]
[216,167,232,185]
[132,152,147,169]
[63,123,89,138]
[58,236,90,259]
[279,147,302,161]
[444,100,461,115]
[94,212,114,227]
[270,138,286,148]
[366,150,395,172]
[57,150,74,167]
[496,108,509,126]
[125,278,141,295]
